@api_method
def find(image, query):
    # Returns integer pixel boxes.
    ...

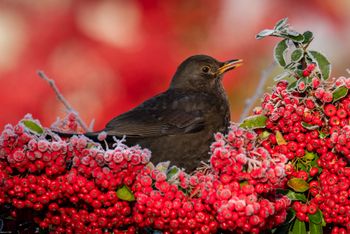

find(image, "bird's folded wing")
[104,109,205,137]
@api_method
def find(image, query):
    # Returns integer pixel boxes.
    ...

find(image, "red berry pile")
[0,114,151,233]
[256,72,350,232]
[0,114,291,233]
[130,125,290,233]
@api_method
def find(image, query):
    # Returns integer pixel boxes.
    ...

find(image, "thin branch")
[346,68,350,75]
[240,62,276,122]
[37,70,90,132]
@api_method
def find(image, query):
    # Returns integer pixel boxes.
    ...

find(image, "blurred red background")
[1,0,350,130]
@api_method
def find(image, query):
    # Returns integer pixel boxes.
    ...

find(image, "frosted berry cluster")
[257,71,350,233]
[0,116,151,233]
[129,124,290,233]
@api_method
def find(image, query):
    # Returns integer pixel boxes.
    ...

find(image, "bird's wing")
[104,93,205,137]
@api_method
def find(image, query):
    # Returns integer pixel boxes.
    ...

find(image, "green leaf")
[310,222,323,234]
[303,151,316,160]
[287,80,298,91]
[22,120,44,135]
[291,219,306,234]
[167,166,180,180]
[286,208,296,223]
[240,115,267,129]
[286,190,307,202]
[297,162,307,172]
[116,185,135,201]
[256,29,275,39]
[291,48,304,62]
[318,130,329,139]
[308,209,322,224]
[281,32,304,42]
[274,18,288,30]
[274,39,288,67]
[308,50,331,80]
[333,86,348,102]
[276,131,287,145]
[295,69,304,78]
[321,212,326,227]
[287,178,309,192]
[303,31,313,44]
[156,161,170,173]
[259,131,271,140]
[301,122,319,130]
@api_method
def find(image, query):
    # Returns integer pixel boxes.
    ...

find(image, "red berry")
[309,167,319,177]
[325,104,337,116]
[336,108,347,119]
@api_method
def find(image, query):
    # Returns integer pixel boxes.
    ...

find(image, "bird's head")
[170,55,243,92]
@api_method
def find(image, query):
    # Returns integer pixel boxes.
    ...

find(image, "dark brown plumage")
[89,55,242,171]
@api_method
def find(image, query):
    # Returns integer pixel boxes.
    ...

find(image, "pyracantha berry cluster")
[256,72,350,233]
[129,124,290,233]
[0,115,151,233]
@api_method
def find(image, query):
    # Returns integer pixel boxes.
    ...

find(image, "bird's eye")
[202,66,210,73]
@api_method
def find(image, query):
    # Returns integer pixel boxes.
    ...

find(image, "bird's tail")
[52,130,100,142]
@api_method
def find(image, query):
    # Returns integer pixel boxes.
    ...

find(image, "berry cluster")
[258,70,350,232]
[129,125,290,233]
[0,114,291,233]
[0,116,150,233]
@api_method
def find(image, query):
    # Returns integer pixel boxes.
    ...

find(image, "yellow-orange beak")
[218,59,243,75]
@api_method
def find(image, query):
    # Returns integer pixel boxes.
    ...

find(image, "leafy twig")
[240,62,276,122]
[37,71,90,132]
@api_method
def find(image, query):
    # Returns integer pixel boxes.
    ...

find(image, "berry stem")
[37,71,90,132]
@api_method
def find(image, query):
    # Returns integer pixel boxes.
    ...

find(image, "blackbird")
[89,55,242,171]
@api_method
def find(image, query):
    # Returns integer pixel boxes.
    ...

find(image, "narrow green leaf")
[287,178,309,192]
[291,48,304,62]
[22,120,44,135]
[297,162,307,172]
[308,209,322,224]
[273,39,288,67]
[274,18,288,30]
[318,130,329,139]
[303,31,313,44]
[156,161,170,173]
[321,212,326,227]
[287,80,298,91]
[281,32,304,42]
[292,219,306,234]
[295,69,304,78]
[167,166,180,180]
[240,115,267,129]
[303,151,316,160]
[116,185,135,201]
[286,191,307,202]
[308,50,331,80]
[287,30,300,37]
[333,86,348,102]
[256,29,275,39]
[276,131,287,145]
[301,122,319,130]
[310,222,323,234]
[259,131,271,140]
[286,208,296,223]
